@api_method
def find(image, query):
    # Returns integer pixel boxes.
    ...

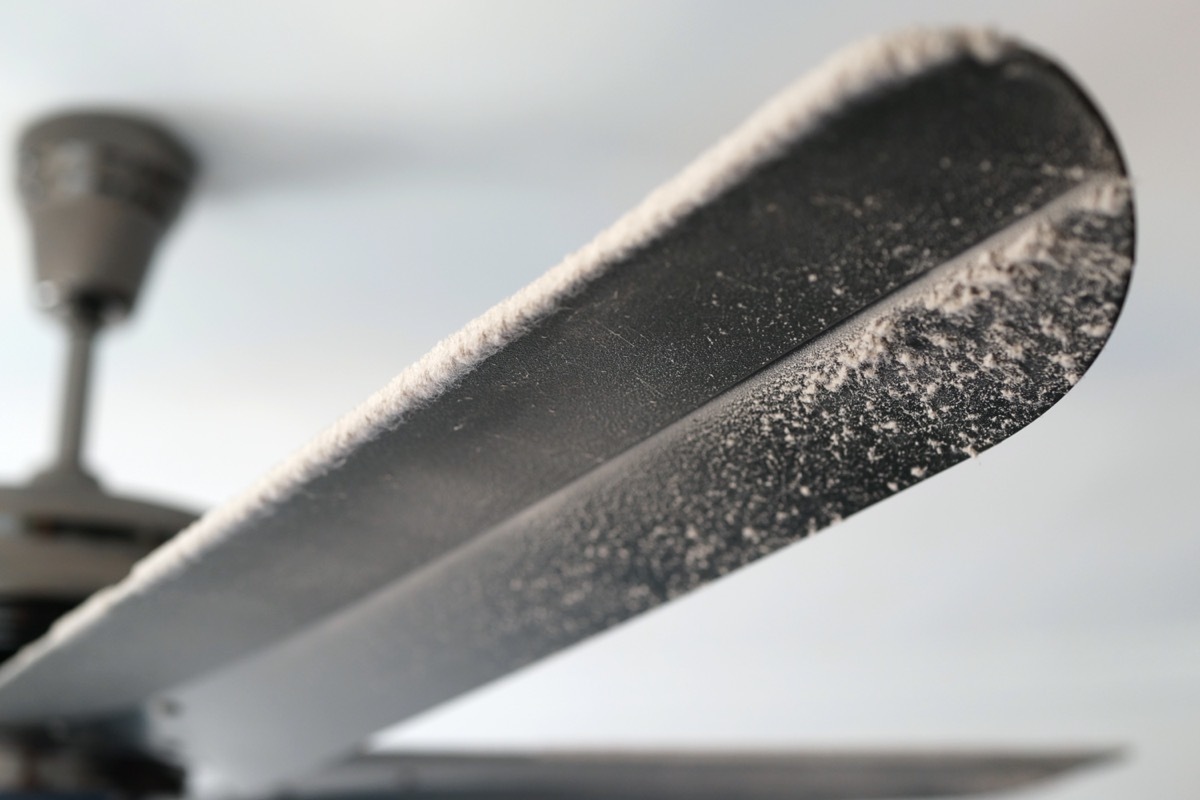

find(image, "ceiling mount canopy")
[18,110,197,323]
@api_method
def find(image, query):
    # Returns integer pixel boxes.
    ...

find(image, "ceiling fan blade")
[0,27,1132,797]
[277,749,1114,800]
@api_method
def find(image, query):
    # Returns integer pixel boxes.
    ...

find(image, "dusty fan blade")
[0,27,1132,798]
[278,749,1114,800]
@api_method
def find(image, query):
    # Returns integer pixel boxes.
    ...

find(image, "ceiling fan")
[0,27,1135,800]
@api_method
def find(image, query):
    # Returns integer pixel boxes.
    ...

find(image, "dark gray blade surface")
[154,179,1131,796]
[279,749,1114,800]
[0,28,1133,799]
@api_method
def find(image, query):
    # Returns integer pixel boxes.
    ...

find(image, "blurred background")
[0,2,1196,798]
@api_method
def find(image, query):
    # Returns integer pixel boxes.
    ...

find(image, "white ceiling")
[0,2,1197,798]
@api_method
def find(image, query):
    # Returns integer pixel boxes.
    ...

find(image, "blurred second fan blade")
[277,749,1114,800]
